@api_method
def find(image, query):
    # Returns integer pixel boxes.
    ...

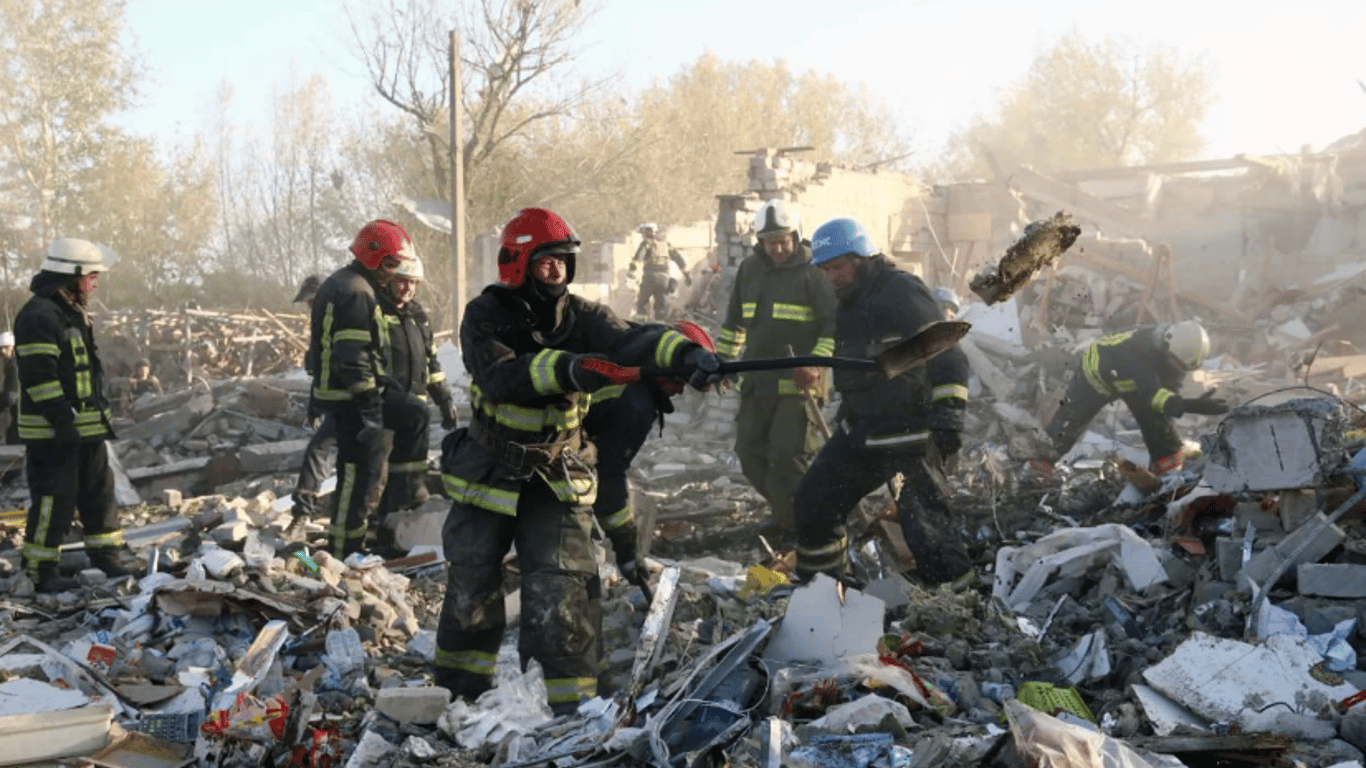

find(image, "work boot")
[88,548,136,579]
[33,563,79,593]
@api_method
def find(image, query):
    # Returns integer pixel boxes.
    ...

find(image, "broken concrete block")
[1142,631,1354,739]
[1215,537,1243,582]
[1279,489,1318,532]
[1128,684,1209,736]
[1203,398,1347,493]
[78,568,108,586]
[763,574,884,667]
[211,521,249,546]
[1239,512,1345,590]
[162,489,183,511]
[386,502,446,551]
[239,439,311,473]
[375,686,451,725]
[1297,563,1366,598]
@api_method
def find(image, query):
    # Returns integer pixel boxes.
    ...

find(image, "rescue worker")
[716,200,837,541]
[1044,321,1229,475]
[932,287,961,321]
[16,238,132,591]
[373,255,458,553]
[307,219,419,557]
[582,320,717,590]
[435,207,720,713]
[121,358,162,416]
[628,223,689,320]
[0,331,17,442]
[794,217,972,585]
[290,274,336,531]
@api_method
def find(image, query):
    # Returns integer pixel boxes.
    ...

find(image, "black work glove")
[53,422,82,445]
[931,428,962,458]
[683,347,722,391]
[1182,388,1230,416]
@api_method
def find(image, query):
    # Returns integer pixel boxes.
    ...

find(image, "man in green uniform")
[716,200,837,541]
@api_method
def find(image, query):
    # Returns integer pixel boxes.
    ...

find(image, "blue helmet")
[810,217,875,266]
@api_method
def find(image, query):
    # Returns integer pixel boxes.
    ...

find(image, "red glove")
[792,367,820,390]
[570,357,641,390]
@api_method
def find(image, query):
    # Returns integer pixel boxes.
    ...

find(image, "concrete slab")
[1298,563,1366,598]
[376,686,451,725]
[1203,398,1347,493]
[763,574,885,667]
[239,439,311,473]
[1130,683,1210,736]
[1239,512,1345,591]
[1142,631,1355,739]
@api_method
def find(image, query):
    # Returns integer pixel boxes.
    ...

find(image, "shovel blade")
[875,320,971,379]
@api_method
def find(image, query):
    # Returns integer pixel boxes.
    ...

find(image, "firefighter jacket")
[716,241,837,397]
[309,262,389,413]
[1078,326,1187,414]
[13,274,114,442]
[443,285,700,516]
[831,256,969,449]
[632,238,687,273]
[378,296,450,404]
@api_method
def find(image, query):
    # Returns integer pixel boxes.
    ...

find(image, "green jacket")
[716,241,837,397]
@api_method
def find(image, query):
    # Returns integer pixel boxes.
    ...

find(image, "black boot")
[32,562,79,593]
[88,549,135,578]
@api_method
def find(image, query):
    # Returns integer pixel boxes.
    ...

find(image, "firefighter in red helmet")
[307,219,430,558]
[434,208,720,714]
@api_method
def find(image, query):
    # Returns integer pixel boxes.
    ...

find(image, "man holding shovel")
[793,217,973,585]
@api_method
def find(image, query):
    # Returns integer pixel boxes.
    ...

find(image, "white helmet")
[394,255,424,281]
[638,222,658,234]
[1160,320,1209,370]
[753,199,800,238]
[41,238,110,275]
[0,332,13,348]
[931,287,960,313]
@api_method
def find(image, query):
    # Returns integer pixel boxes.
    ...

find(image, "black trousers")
[328,394,429,556]
[583,384,657,548]
[379,391,432,518]
[793,427,971,585]
[22,440,120,577]
[434,478,601,714]
[635,270,671,320]
[293,414,337,518]
[1045,366,1183,469]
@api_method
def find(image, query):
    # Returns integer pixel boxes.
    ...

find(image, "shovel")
[601,320,971,384]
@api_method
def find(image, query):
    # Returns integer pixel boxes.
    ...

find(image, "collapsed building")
[10,136,1366,768]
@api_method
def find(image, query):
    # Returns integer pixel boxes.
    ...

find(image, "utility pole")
[449,29,467,336]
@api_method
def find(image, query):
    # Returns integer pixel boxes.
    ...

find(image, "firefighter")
[1043,321,1229,475]
[373,255,458,553]
[932,287,961,321]
[582,320,717,591]
[290,274,336,532]
[308,219,416,558]
[628,223,689,320]
[716,199,837,541]
[794,218,972,585]
[16,238,132,591]
[434,207,720,713]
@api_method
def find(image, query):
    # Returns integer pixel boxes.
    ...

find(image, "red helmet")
[350,220,415,271]
[674,320,716,352]
[498,207,580,288]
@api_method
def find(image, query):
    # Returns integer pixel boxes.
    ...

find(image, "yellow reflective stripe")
[85,530,125,548]
[771,302,814,322]
[331,464,358,557]
[319,303,336,395]
[601,505,632,530]
[333,329,372,344]
[388,461,429,474]
[594,384,625,403]
[811,336,835,357]
[69,336,88,368]
[654,330,688,368]
[530,349,566,395]
[1081,343,1111,396]
[741,302,756,320]
[544,677,597,705]
[777,379,816,396]
[313,388,352,401]
[1112,379,1136,393]
[26,381,63,402]
[75,370,92,399]
[434,647,496,675]
[443,474,519,515]
[74,409,111,424]
[348,378,378,394]
[717,327,745,359]
[1152,388,1176,413]
[932,384,969,402]
[797,535,848,572]
[1097,329,1138,347]
[865,431,929,447]
[34,496,55,553]
[22,540,61,562]
[544,475,596,505]
[16,343,59,357]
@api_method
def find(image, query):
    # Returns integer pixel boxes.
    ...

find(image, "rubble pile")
[99,307,310,382]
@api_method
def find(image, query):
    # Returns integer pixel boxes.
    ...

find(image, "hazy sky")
[117,0,1366,162]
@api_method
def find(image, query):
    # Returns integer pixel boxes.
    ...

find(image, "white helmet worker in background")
[1159,320,1210,371]
[0,331,13,354]
[389,255,424,309]
[931,287,961,320]
[753,200,801,266]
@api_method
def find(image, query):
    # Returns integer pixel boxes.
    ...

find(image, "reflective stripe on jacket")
[14,289,113,442]
[309,262,389,408]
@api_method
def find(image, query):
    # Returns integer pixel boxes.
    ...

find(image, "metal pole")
[449,29,467,338]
